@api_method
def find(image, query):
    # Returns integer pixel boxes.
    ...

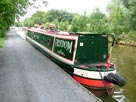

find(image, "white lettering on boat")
[55,39,73,53]
[57,49,65,56]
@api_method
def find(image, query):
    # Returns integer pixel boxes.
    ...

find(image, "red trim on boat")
[74,75,113,88]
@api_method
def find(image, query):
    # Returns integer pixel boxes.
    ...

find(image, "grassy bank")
[0,37,6,48]
[118,32,136,47]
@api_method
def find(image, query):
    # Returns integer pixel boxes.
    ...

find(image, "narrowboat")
[25,27,126,96]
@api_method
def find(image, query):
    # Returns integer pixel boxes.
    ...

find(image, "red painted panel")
[74,75,113,88]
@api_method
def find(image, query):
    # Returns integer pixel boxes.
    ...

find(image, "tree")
[87,8,107,33]
[23,9,76,29]
[106,0,128,34]
[57,21,67,31]
[0,0,30,37]
[44,9,75,23]
[32,11,47,24]
[23,18,34,27]
[70,14,88,32]
[121,0,136,31]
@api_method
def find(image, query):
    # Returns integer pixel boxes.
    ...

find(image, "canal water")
[100,45,136,102]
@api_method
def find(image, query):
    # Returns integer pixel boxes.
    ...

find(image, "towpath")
[0,29,101,102]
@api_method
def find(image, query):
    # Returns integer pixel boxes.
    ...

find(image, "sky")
[20,0,111,21]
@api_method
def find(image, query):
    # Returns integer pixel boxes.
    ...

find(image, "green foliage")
[24,8,107,33]
[121,0,136,31]
[22,18,33,27]
[87,8,107,33]
[0,0,48,39]
[70,15,80,32]
[106,0,128,34]
[0,28,6,38]
[44,9,75,23]
[105,0,136,44]
[52,19,59,28]
[23,9,76,31]
[70,15,88,32]
[58,21,69,31]
[0,37,5,48]
[0,0,30,38]
[117,32,136,46]
[22,0,136,44]
[128,32,136,42]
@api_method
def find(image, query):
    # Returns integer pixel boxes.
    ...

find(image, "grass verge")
[0,37,6,48]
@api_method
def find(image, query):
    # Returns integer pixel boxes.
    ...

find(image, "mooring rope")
[99,71,113,102]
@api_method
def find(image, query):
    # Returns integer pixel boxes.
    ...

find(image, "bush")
[0,37,6,48]
[0,29,7,38]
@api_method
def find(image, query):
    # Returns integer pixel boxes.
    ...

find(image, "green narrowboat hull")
[26,28,125,96]
[26,29,78,75]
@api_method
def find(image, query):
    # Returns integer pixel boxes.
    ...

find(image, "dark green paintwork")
[27,30,74,74]
[53,38,75,60]
[27,31,76,60]
[75,33,108,64]
[27,31,108,65]
[27,31,54,50]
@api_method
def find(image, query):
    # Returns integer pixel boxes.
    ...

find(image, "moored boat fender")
[104,73,126,87]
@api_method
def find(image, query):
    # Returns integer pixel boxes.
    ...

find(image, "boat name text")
[55,39,73,53]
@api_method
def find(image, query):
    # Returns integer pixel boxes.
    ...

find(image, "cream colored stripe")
[26,36,75,65]
[74,68,116,79]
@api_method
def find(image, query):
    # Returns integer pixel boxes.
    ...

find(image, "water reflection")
[112,45,136,102]
[113,89,126,102]
[100,45,136,102]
